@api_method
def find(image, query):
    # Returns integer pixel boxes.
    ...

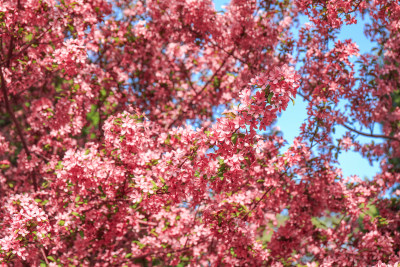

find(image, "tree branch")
[0,25,53,67]
[297,92,400,143]
[40,248,49,265]
[0,67,37,191]
[167,51,233,129]
[242,186,274,221]
[341,123,400,142]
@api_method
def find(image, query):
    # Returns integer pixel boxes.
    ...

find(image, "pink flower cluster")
[0,0,400,265]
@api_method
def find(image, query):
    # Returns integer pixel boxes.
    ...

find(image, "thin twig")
[183,208,199,249]
[130,239,207,261]
[137,219,158,226]
[0,25,53,67]
[33,152,51,162]
[40,248,49,265]
[242,186,274,221]
[167,51,234,129]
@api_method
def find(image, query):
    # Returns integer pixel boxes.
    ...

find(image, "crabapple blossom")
[0,0,400,266]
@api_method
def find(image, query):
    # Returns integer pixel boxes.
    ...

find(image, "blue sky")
[212,0,381,179]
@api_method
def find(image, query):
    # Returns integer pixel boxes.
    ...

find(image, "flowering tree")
[0,0,400,265]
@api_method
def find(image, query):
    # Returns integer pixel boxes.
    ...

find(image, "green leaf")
[311,217,328,229]
[125,253,132,258]
[267,92,274,104]
[151,180,158,190]
[87,104,99,126]
[71,211,79,217]
[132,240,146,249]
[47,256,56,262]
[25,33,33,42]
[223,112,236,119]
[55,161,63,170]
[213,77,221,88]
[231,133,238,145]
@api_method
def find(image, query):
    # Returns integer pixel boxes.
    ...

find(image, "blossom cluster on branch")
[0,0,400,266]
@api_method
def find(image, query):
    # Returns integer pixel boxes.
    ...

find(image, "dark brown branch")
[6,36,14,68]
[191,50,233,101]
[130,239,207,261]
[0,26,53,67]
[33,151,50,163]
[0,68,37,191]
[297,92,400,143]
[167,51,233,129]
[242,186,274,221]
[211,41,248,66]
[341,123,400,143]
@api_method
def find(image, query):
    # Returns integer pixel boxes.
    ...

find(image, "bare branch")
[341,123,400,142]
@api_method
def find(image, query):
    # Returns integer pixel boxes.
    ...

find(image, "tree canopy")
[0,0,400,266]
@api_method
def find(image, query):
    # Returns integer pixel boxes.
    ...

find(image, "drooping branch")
[341,123,400,143]
[297,92,400,143]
